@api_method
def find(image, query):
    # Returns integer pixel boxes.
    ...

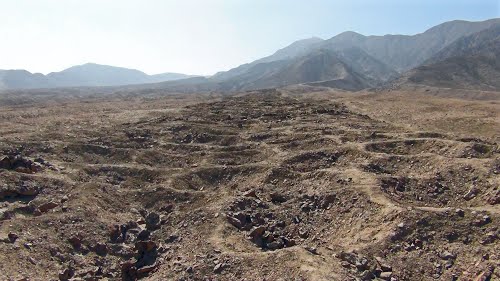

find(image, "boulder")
[145,212,161,231]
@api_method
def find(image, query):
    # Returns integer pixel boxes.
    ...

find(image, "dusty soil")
[0,88,498,281]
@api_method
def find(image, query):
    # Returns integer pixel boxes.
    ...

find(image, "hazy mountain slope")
[206,47,397,92]
[333,47,399,82]
[156,48,375,92]
[237,49,373,91]
[211,18,500,90]
[212,37,324,81]
[322,18,500,72]
[426,23,500,64]
[0,63,196,89]
[254,37,325,64]
[46,63,150,87]
[0,70,51,90]
[398,25,500,90]
[150,72,197,83]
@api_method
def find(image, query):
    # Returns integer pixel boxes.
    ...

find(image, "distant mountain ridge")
[322,18,500,72]
[0,63,197,90]
[153,18,499,92]
[397,23,500,91]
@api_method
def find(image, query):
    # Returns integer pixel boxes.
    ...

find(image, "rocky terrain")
[0,87,498,280]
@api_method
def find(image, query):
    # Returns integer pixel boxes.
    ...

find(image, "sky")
[0,0,498,75]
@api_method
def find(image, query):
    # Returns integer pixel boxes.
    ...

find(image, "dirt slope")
[0,89,498,280]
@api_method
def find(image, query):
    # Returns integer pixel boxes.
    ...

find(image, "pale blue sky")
[0,0,498,75]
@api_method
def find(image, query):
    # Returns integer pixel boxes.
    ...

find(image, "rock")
[249,226,266,238]
[18,185,40,196]
[487,191,500,205]
[248,226,267,247]
[227,215,243,229]
[339,251,370,271]
[480,232,498,245]
[226,212,249,230]
[0,184,40,200]
[94,242,107,256]
[243,189,258,198]
[59,267,75,281]
[135,240,158,268]
[137,229,150,241]
[28,256,37,265]
[145,212,161,231]
[68,236,82,249]
[474,266,494,281]
[0,156,10,169]
[267,240,284,250]
[375,257,392,272]
[39,202,59,213]
[380,271,392,280]
[341,261,351,268]
[440,251,456,260]
[463,188,478,200]
[135,240,157,253]
[321,194,336,209]
[283,237,296,247]
[165,234,179,243]
[397,223,405,229]
[305,246,319,255]
[473,215,492,226]
[121,260,137,281]
[213,262,227,274]
[108,224,121,242]
[160,204,174,213]
[8,232,18,243]
[482,215,491,224]
[32,209,42,216]
[270,192,287,203]
[0,155,42,173]
[298,229,309,238]
[137,262,157,275]
[455,208,465,217]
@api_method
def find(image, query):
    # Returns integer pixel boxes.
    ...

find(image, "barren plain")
[0,87,498,280]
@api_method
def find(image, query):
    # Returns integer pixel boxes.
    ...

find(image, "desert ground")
[0,87,498,280]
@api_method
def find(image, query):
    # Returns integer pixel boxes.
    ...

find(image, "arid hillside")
[0,87,498,280]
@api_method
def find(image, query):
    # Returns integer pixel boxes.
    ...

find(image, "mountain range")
[1,18,499,92]
[398,23,500,90]
[154,18,499,92]
[0,63,197,90]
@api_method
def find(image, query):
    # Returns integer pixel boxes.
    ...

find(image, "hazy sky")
[0,0,498,75]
